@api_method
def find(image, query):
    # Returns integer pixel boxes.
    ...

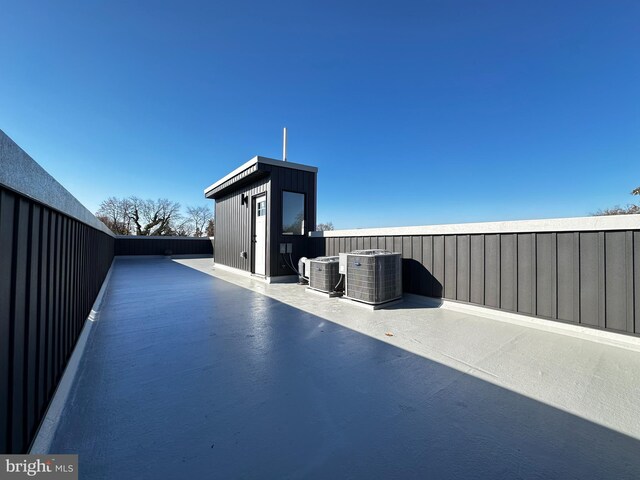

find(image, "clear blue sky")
[1,0,638,229]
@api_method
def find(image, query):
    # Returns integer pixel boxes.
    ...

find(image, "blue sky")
[1,0,638,229]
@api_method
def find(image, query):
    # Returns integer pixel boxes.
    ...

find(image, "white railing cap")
[309,215,640,238]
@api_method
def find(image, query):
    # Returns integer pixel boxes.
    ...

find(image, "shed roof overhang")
[203,156,318,200]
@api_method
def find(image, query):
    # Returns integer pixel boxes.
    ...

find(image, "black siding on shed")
[268,165,316,277]
[214,176,269,273]
[212,163,316,277]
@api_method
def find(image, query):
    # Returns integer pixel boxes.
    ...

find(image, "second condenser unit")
[340,250,402,305]
[308,256,342,293]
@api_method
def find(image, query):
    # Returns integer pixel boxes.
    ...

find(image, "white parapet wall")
[309,214,640,238]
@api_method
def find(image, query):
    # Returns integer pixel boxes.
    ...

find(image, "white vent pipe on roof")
[283,127,287,161]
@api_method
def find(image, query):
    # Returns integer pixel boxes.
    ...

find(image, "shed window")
[257,200,266,216]
[282,191,305,235]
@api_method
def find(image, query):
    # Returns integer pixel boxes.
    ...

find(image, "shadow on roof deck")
[46,258,640,479]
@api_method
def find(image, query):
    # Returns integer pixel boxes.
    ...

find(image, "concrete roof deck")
[41,257,640,479]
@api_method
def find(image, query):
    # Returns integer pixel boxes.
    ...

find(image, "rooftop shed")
[204,156,317,281]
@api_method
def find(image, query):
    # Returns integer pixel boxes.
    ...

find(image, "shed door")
[253,195,267,275]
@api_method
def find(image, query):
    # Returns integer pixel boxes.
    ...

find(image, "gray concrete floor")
[48,257,640,479]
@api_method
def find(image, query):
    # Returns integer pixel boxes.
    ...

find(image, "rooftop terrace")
[32,256,640,478]
[2,129,640,478]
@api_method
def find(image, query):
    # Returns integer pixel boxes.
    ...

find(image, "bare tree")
[185,206,211,237]
[129,197,182,236]
[96,197,131,234]
[127,196,145,235]
[96,196,217,237]
[316,221,334,231]
[594,187,640,216]
[97,196,183,235]
[172,219,194,237]
[206,218,215,237]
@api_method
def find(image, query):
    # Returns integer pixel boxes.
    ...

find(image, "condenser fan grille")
[309,256,341,293]
[345,251,402,304]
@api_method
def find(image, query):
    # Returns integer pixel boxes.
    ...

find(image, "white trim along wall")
[309,214,640,238]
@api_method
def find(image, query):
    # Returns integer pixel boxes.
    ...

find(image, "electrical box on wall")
[280,243,292,253]
[339,253,348,274]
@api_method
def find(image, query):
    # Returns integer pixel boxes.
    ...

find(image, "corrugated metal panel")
[536,233,556,319]
[444,236,456,299]
[0,186,114,453]
[556,233,576,322]
[411,236,422,296]
[517,233,534,315]
[433,236,445,298]
[402,236,411,293]
[605,231,628,332]
[0,189,14,454]
[422,236,435,297]
[635,232,640,334]
[470,235,484,305]
[500,234,517,312]
[580,232,600,327]
[626,231,635,334]
[456,235,470,302]
[484,234,500,308]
